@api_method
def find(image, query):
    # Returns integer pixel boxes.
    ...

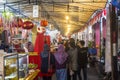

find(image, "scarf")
[54,44,68,64]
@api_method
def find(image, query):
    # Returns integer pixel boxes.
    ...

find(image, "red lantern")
[23,21,34,29]
[17,18,23,27]
[40,20,48,27]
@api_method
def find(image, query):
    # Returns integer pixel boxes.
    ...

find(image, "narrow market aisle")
[52,66,102,80]
[87,67,101,80]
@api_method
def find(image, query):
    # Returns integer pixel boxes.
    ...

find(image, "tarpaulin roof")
[0,0,107,35]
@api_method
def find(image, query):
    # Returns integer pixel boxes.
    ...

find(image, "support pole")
[100,17,103,61]
[110,4,118,80]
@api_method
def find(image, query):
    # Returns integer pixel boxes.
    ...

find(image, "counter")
[25,69,40,80]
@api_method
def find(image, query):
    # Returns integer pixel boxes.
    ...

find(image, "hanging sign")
[33,5,39,17]
[0,0,6,3]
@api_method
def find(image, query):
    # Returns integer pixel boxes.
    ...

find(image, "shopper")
[88,44,97,67]
[64,40,69,52]
[77,40,88,80]
[67,39,78,80]
[40,42,55,80]
[54,43,68,80]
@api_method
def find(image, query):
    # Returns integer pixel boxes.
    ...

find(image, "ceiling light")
[67,28,71,31]
[66,16,69,20]
[67,24,71,27]
[49,24,52,30]
[65,32,69,36]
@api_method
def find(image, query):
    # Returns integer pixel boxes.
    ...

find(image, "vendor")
[23,39,34,52]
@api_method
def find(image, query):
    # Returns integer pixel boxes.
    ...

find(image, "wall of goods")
[0,11,49,80]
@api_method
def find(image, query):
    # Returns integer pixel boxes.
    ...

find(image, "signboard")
[0,0,6,3]
[33,5,39,17]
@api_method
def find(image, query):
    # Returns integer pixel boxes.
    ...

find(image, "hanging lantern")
[40,20,48,27]
[17,18,23,27]
[22,21,34,29]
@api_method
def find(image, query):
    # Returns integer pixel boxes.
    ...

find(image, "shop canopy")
[0,0,107,36]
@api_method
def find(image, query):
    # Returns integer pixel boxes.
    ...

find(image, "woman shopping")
[54,43,68,80]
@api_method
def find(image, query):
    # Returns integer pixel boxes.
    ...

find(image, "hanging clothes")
[1,30,9,45]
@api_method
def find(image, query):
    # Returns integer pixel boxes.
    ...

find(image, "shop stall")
[0,10,51,80]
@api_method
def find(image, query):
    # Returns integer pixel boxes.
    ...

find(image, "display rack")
[18,53,29,79]
[0,53,19,80]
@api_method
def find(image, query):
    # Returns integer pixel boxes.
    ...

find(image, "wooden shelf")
[29,52,38,56]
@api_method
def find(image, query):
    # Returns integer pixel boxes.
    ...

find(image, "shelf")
[25,69,40,80]
[19,78,25,80]
[19,69,24,71]
[19,54,28,58]
[12,37,22,39]
[5,72,17,79]
[4,53,17,59]
[9,64,17,68]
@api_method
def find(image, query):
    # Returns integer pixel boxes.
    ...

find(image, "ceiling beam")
[6,4,28,18]
[40,1,107,3]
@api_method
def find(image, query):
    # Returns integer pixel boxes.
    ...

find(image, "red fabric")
[39,72,54,77]
[34,33,44,54]
[29,55,40,69]
[33,33,44,69]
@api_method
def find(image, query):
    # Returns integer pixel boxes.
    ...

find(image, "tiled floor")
[52,66,102,80]
[38,66,120,80]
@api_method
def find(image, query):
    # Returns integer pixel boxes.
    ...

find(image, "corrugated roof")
[0,0,107,35]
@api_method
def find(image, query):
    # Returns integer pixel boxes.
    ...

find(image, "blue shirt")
[88,48,97,55]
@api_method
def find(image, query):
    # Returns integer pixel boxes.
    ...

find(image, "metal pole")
[4,4,5,12]
[100,17,102,61]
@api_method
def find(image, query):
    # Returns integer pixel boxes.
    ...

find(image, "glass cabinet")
[18,53,28,79]
[0,53,29,80]
[0,53,19,80]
